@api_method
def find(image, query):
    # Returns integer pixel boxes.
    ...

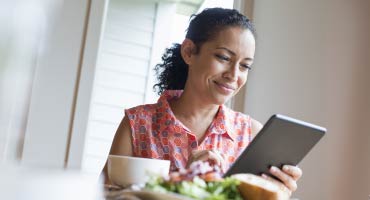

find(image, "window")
[74,0,234,178]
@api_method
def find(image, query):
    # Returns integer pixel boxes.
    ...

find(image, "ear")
[181,39,196,65]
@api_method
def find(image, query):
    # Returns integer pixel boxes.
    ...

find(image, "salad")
[145,161,243,200]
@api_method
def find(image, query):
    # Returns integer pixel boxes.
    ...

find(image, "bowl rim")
[108,155,171,163]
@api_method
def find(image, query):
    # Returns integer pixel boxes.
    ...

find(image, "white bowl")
[108,155,170,187]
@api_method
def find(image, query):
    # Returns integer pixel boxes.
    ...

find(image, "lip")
[213,81,236,94]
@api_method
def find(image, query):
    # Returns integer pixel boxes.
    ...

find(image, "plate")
[105,189,193,200]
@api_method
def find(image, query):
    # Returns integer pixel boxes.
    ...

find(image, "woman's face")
[183,26,256,105]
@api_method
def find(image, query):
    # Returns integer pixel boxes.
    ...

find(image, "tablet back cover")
[223,114,326,177]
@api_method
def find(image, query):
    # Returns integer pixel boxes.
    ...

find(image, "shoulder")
[223,106,250,124]
[223,106,262,139]
[250,117,263,139]
[125,103,157,117]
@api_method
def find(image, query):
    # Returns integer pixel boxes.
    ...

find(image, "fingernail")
[261,173,267,178]
[270,166,277,172]
[283,165,289,171]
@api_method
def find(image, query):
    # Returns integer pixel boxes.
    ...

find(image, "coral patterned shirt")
[125,90,252,172]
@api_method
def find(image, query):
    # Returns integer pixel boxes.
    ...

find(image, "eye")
[240,64,252,71]
[215,54,230,62]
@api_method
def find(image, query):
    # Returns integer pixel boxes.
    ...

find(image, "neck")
[170,89,219,122]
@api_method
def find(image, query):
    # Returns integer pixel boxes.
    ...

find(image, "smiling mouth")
[213,81,236,93]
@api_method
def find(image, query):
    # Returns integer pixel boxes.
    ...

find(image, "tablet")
[223,114,326,177]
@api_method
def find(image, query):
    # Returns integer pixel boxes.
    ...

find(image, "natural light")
[171,0,234,43]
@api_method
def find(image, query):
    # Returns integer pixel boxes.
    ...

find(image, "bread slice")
[231,174,290,200]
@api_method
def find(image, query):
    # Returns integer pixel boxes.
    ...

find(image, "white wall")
[0,0,42,162]
[21,0,90,168]
[246,0,370,199]
[0,0,69,163]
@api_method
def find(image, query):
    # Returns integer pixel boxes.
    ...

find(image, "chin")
[209,84,239,105]
[212,94,233,105]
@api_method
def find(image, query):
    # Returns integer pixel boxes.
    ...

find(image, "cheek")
[199,60,223,75]
[238,73,248,87]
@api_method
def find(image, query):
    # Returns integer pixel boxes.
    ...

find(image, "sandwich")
[232,173,290,200]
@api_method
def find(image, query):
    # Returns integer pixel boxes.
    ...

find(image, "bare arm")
[101,115,133,184]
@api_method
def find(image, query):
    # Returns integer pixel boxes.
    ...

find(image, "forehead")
[206,27,256,57]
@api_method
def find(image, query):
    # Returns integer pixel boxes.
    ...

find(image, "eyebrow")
[215,47,254,61]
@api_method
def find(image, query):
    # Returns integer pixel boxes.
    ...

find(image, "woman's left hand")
[261,165,303,195]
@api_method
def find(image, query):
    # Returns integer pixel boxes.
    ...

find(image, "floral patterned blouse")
[125,90,252,172]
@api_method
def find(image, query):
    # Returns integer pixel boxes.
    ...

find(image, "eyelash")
[215,54,230,61]
[215,54,252,70]
[241,64,252,70]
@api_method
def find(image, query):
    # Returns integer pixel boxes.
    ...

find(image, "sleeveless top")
[125,90,252,172]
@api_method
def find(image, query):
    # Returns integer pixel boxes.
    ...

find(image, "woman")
[102,8,302,195]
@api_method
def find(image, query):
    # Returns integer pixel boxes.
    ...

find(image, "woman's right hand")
[186,149,226,172]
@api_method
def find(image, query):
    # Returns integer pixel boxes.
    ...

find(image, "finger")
[188,150,223,168]
[187,150,204,166]
[189,150,202,162]
[270,166,298,192]
[186,150,202,167]
[197,150,222,166]
[282,165,303,181]
[210,149,226,171]
[261,173,284,186]
[188,150,216,165]
[261,173,292,196]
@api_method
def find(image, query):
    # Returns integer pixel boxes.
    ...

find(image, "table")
[104,185,192,200]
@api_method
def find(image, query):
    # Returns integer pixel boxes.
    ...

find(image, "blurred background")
[0,0,369,199]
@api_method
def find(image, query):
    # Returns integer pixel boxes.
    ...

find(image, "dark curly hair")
[153,8,256,95]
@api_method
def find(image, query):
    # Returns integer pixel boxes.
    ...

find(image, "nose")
[222,63,238,81]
